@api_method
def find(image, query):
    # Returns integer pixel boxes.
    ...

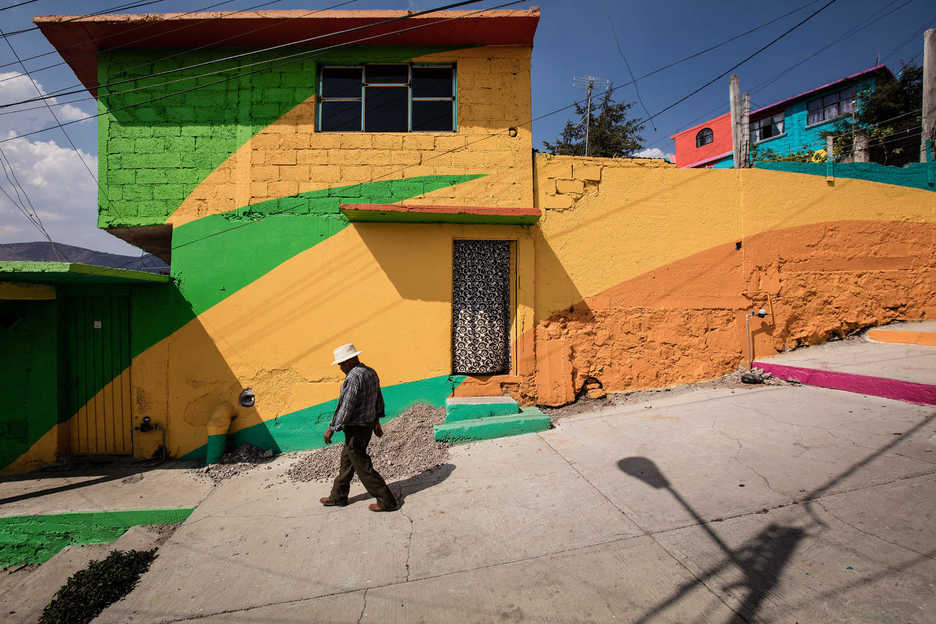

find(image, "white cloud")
[0,133,140,254]
[0,72,92,134]
[635,147,675,161]
[0,73,137,255]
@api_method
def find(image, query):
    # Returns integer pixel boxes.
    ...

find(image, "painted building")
[2,10,932,474]
[671,65,893,168]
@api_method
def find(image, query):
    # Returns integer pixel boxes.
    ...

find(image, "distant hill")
[0,242,169,274]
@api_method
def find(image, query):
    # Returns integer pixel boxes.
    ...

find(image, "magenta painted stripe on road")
[754,362,936,406]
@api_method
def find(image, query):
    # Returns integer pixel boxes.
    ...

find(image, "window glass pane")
[823,103,837,120]
[807,99,821,112]
[321,101,361,131]
[823,94,838,107]
[364,86,408,131]
[413,100,454,131]
[321,68,361,98]
[413,67,453,97]
[807,111,822,125]
[841,98,854,113]
[365,65,408,85]
[775,117,784,134]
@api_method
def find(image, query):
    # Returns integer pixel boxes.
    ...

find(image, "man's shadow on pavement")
[348,463,455,506]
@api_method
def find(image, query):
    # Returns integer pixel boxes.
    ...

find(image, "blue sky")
[0,0,932,253]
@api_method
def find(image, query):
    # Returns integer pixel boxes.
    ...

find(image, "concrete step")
[434,408,551,443]
[445,396,519,422]
[0,525,168,623]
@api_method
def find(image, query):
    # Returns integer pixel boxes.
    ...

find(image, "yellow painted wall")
[168,46,533,227]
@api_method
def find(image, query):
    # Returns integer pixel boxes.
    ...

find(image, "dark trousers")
[329,425,397,509]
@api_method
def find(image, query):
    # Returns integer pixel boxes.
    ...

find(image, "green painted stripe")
[97,46,467,227]
[444,397,519,422]
[754,161,935,192]
[182,374,466,462]
[132,175,483,359]
[0,508,195,567]
[0,262,168,284]
[433,408,551,444]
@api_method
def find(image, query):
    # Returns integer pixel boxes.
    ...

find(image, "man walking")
[320,343,399,512]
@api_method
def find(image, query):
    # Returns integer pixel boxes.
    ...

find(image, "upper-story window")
[751,113,784,142]
[807,85,856,125]
[318,64,456,132]
[696,127,714,147]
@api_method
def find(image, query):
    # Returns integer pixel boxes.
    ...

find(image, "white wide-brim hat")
[332,343,362,365]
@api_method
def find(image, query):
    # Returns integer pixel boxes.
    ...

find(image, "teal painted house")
[672,65,894,169]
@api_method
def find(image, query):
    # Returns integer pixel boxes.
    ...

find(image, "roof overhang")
[0,261,169,285]
[341,203,540,225]
[34,8,541,96]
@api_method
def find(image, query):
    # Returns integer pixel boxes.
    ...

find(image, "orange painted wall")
[529,154,935,405]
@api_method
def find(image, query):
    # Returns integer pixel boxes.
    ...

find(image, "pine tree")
[542,86,645,158]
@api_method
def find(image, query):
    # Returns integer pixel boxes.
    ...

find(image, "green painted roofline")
[0,262,169,284]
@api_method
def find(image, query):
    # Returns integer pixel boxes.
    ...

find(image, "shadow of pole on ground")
[619,410,936,623]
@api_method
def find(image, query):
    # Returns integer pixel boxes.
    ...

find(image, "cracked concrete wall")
[530,154,935,406]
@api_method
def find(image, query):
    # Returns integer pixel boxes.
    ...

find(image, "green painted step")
[445,396,519,422]
[434,408,551,444]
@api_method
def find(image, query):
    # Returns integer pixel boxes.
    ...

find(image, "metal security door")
[61,295,132,455]
[452,240,511,375]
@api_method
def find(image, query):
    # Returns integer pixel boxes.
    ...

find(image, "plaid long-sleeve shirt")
[329,363,385,431]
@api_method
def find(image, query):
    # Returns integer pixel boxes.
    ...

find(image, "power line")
[0,0,38,12]
[0,0,521,144]
[0,146,64,259]
[602,0,654,131]
[883,10,936,63]
[0,0,166,38]
[0,0,824,120]
[658,0,916,144]
[643,0,840,125]
[0,0,290,85]
[172,5,850,249]
[5,0,485,108]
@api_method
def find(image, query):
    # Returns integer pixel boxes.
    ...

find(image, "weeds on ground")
[40,549,157,624]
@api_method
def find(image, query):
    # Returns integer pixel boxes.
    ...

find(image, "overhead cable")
[0,0,522,143]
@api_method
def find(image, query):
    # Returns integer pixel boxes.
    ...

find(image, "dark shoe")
[320,497,348,507]
[369,502,398,512]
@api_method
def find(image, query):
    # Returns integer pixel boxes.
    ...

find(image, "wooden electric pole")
[922,29,935,162]
[729,75,751,168]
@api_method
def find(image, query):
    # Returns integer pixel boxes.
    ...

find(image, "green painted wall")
[0,508,194,567]
[97,46,461,227]
[755,161,936,192]
[184,374,466,461]
[0,300,59,471]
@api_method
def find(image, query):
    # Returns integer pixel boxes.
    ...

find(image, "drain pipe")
[745,308,768,369]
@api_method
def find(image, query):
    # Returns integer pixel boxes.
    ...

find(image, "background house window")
[751,114,785,142]
[318,64,456,132]
[696,127,714,147]
[807,85,857,125]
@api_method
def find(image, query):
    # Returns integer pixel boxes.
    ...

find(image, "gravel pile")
[287,404,447,483]
[191,443,274,485]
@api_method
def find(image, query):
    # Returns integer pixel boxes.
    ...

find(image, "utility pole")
[573,75,610,157]
[729,75,750,168]
[922,29,935,163]
[741,92,751,167]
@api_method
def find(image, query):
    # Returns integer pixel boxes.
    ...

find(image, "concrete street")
[92,383,936,623]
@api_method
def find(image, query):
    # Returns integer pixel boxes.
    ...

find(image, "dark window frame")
[806,85,858,126]
[317,63,457,132]
[751,113,785,143]
[696,127,714,148]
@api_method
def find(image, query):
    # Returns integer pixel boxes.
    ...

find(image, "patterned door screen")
[452,240,511,375]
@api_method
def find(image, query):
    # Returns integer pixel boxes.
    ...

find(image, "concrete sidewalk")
[96,384,936,623]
